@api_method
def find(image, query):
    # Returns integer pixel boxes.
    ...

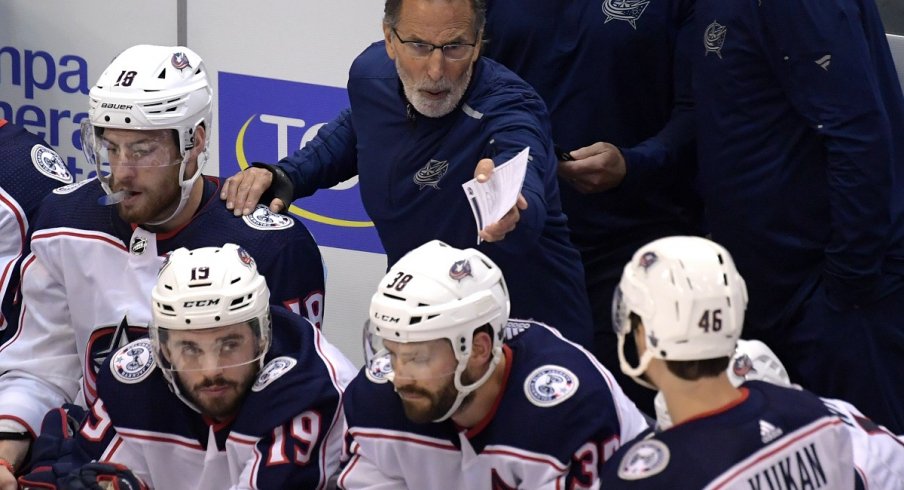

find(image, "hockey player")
[0,119,73,344]
[600,236,856,488]
[19,244,356,489]
[221,0,595,350]
[654,339,904,488]
[338,240,648,489]
[0,45,325,483]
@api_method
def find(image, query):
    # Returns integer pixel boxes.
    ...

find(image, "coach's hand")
[222,165,289,217]
[475,158,528,242]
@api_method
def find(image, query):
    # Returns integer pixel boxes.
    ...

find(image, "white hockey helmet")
[150,244,272,402]
[367,240,510,421]
[728,339,791,388]
[613,236,747,388]
[81,44,212,225]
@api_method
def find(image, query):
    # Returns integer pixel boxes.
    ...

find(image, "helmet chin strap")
[146,147,209,227]
[617,334,658,391]
[432,345,502,422]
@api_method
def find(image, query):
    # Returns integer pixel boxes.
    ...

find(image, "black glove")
[252,162,294,210]
[61,462,147,490]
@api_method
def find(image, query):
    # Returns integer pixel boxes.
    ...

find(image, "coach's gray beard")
[397,59,472,118]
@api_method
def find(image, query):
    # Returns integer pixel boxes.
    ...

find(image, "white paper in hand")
[462,147,530,244]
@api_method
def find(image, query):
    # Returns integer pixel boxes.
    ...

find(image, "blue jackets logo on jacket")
[602,0,650,29]
[413,159,449,190]
[704,21,728,58]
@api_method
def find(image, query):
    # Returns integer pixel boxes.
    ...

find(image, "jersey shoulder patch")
[110,338,156,384]
[31,144,73,184]
[617,439,671,480]
[364,352,393,384]
[523,364,580,407]
[252,356,297,392]
[53,177,94,195]
[242,205,295,231]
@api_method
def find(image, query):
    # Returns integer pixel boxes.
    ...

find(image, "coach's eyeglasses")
[391,27,479,61]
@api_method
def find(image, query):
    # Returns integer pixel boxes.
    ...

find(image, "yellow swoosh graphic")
[236,114,373,228]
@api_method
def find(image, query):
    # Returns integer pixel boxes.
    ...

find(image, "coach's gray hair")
[384,0,486,31]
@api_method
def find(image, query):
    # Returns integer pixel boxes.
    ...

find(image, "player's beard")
[397,371,476,424]
[397,58,472,119]
[180,372,255,421]
[110,166,182,224]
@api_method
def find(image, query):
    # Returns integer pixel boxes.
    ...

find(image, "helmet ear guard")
[367,240,510,421]
[613,236,748,388]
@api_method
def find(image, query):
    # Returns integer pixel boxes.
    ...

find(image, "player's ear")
[470,329,493,364]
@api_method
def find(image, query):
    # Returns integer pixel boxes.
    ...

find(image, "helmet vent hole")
[410,316,422,325]
[185,319,191,324]
[230,277,241,284]
[717,254,725,265]
[394,332,400,337]
[125,117,131,124]
[104,116,110,122]
[427,314,438,320]
[164,285,173,291]
[214,316,221,321]
[722,273,729,286]
[188,282,212,288]
[158,68,166,79]
[384,293,404,301]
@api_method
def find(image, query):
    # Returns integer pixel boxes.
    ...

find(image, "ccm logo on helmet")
[183,299,220,308]
[374,312,400,324]
[100,103,133,110]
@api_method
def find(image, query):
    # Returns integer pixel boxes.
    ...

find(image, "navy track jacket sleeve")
[759,0,898,305]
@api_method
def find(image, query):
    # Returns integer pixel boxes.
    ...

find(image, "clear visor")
[81,120,182,169]
[155,322,266,373]
[365,335,457,383]
[611,286,631,335]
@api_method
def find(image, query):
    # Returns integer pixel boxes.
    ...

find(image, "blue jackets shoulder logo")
[602,0,651,29]
[31,144,73,184]
[243,205,295,230]
[414,159,449,190]
[704,21,728,59]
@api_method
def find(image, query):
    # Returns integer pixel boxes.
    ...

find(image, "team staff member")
[222,0,594,349]
[481,0,702,415]
[694,0,904,432]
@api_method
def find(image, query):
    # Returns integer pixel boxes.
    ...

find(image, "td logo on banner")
[219,72,383,254]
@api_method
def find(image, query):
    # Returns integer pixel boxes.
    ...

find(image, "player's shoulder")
[33,178,107,229]
[97,338,173,418]
[349,41,396,81]
[235,312,346,431]
[0,123,73,186]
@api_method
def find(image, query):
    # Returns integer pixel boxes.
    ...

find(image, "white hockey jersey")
[0,177,325,435]
[338,322,649,489]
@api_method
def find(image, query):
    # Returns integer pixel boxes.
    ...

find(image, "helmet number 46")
[698,309,723,333]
